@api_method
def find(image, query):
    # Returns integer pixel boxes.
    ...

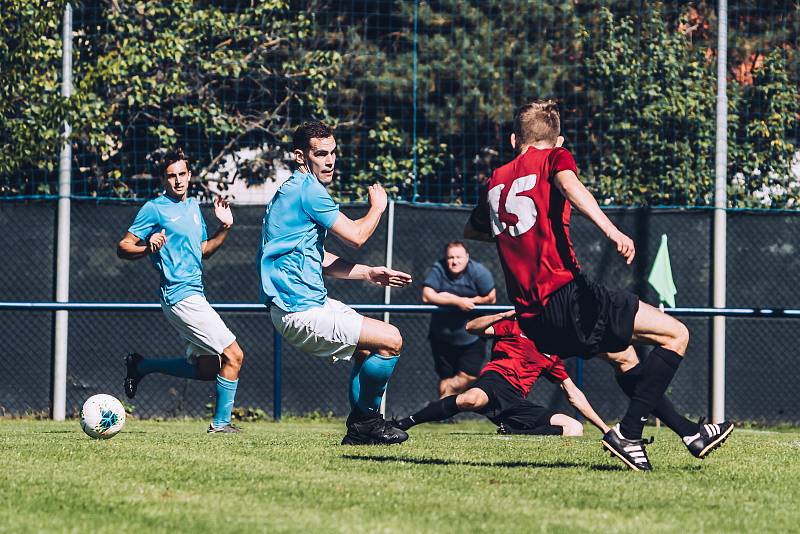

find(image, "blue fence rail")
[3,302,800,421]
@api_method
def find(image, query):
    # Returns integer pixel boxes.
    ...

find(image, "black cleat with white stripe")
[602,424,653,471]
[683,420,734,459]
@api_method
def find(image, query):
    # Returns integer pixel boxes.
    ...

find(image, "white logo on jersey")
[168,216,181,222]
[487,174,538,237]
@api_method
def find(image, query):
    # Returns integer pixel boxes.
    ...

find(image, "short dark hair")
[513,99,560,146]
[160,147,189,176]
[445,240,469,255]
[292,121,334,152]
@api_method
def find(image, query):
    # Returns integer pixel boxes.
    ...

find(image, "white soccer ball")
[80,394,126,439]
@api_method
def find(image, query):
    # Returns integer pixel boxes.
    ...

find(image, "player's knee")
[561,419,583,437]
[456,390,484,410]
[666,320,689,355]
[383,325,403,356]
[222,344,244,370]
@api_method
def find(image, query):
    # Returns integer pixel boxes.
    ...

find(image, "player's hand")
[214,196,233,228]
[147,229,166,253]
[367,266,412,287]
[368,183,388,213]
[455,297,476,312]
[499,309,516,319]
[608,228,635,264]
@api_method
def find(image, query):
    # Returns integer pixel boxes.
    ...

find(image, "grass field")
[1,418,798,533]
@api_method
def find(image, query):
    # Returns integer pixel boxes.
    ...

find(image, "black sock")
[619,347,683,439]
[397,396,460,430]
[615,364,699,438]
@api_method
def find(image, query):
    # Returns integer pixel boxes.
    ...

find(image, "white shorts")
[270,298,364,362]
[161,294,237,360]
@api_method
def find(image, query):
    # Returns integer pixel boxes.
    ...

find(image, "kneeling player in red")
[393,310,609,436]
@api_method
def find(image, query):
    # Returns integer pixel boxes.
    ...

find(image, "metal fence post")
[52,3,73,421]
[410,0,419,202]
[380,199,396,416]
[712,0,728,422]
[273,326,282,421]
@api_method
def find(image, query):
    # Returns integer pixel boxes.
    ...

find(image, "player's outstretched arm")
[553,170,635,264]
[464,309,516,337]
[322,252,412,287]
[117,230,164,260]
[559,377,610,434]
[201,197,233,259]
[329,184,387,249]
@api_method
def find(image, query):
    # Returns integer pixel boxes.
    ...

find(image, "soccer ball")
[80,394,126,439]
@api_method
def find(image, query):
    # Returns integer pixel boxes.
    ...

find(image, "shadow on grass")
[342,454,624,471]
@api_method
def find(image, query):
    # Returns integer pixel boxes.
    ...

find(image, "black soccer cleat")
[207,424,242,434]
[124,353,144,399]
[684,420,734,459]
[601,424,653,472]
[341,414,408,445]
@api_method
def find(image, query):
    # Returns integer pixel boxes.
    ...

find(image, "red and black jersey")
[480,318,569,396]
[470,147,580,317]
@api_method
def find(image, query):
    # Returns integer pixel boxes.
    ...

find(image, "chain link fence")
[2,2,798,207]
[2,202,799,424]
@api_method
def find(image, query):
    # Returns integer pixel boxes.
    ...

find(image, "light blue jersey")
[258,170,340,312]
[128,195,208,305]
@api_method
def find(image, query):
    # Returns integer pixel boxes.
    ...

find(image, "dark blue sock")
[212,375,238,428]
[349,354,399,415]
[137,358,198,379]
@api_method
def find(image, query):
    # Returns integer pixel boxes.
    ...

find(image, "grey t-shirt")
[423,259,495,346]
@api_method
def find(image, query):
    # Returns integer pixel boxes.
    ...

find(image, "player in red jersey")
[393,310,609,436]
[465,100,732,470]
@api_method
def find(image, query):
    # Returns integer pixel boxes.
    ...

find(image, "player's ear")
[293,149,305,166]
[556,135,565,148]
[509,133,517,150]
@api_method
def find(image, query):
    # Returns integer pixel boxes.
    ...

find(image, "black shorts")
[472,371,555,429]
[519,274,639,358]
[430,337,486,379]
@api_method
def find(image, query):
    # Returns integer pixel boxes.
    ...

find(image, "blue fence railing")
[3,302,800,420]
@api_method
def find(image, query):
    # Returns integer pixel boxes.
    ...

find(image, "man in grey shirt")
[422,241,496,397]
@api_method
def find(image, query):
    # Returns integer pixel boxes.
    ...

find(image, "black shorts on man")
[430,336,486,379]
[519,274,639,358]
[472,371,556,430]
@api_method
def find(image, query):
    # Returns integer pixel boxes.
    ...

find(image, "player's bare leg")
[550,414,583,436]
[630,301,689,354]
[394,386,489,431]
[342,317,407,445]
[439,371,477,398]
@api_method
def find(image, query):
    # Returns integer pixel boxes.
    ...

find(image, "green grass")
[1,419,798,533]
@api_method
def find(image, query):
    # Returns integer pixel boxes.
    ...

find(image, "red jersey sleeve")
[490,318,517,338]
[544,355,570,383]
[549,148,578,180]
[468,184,491,235]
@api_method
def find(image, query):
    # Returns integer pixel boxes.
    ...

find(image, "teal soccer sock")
[212,375,239,428]
[349,354,399,416]
[137,358,198,379]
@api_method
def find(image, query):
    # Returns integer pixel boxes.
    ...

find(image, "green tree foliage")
[582,6,718,206]
[0,0,70,195]
[1,1,797,207]
[68,0,340,198]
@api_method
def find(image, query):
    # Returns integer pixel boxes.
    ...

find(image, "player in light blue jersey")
[117,148,245,433]
[259,121,413,445]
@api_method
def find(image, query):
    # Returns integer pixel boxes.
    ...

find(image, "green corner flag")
[648,234,677,308]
